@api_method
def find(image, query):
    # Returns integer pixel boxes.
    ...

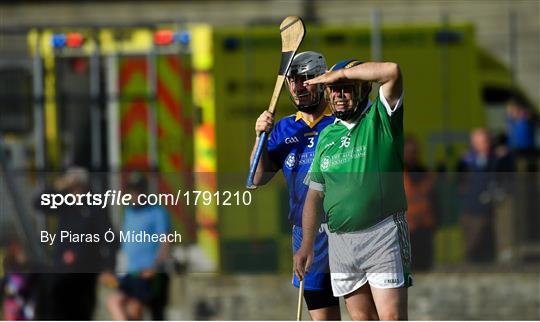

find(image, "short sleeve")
[266,123,284,169]
[379,86,403,117]
[376,87,404,137]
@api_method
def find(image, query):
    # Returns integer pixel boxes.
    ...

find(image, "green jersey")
[309,88,407,232]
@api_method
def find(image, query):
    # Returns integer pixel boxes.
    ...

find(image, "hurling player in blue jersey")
[249,51,340,320]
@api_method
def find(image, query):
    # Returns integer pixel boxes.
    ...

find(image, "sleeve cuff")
[379,86,403,116]
[309,180,325,192]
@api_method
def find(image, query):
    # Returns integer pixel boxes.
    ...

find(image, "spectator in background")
[107,172,170,320]
[457,128,497,262]
[403,136,435,270]
[492,132,517,202]
[33,167,116,320]
[507,98,540,245]
[2,241,38,320]
[493,132,516,172]
[506,98,536,153]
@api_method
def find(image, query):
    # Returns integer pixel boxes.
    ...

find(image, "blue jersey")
[121,205,170,272]
[267,110,334,291]
[267,110,335,227]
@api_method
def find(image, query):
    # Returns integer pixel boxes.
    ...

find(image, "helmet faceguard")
[326,59,371,121]
[285,51,327,113]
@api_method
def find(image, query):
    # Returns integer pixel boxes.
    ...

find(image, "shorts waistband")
[335,211,406,235]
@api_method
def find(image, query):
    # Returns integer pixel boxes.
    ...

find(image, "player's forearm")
[344,62,403,104]
[250,136,276,185]
[301,188,324,249]
[342,62,398,84]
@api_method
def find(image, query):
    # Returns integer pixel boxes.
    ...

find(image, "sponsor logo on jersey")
[321,156,330,171]
[285,136,300,144]
[320,146,367,171]
[298,152,315,165]
[285,153,297,169]
[286,152,314,170]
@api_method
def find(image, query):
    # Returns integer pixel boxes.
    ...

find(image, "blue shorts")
[118,273,169,305]
[119,274,152,303]
[292,224,331,291]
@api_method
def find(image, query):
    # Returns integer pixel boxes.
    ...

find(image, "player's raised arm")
[305,61,403,109]
[249,110,278,185]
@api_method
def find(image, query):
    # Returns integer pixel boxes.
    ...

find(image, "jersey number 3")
[307,137,315,148]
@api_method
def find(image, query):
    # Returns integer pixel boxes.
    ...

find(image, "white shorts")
[325,212,412,297]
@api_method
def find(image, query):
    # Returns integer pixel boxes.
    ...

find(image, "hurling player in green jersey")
[294,59,411,320]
